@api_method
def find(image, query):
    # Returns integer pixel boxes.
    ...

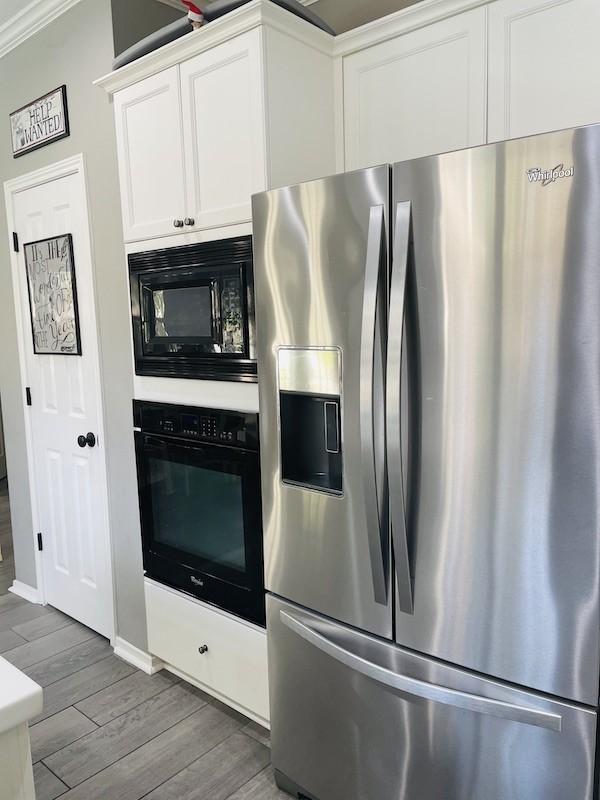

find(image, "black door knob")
[77,432,96,448]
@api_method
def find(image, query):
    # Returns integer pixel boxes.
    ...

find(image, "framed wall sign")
[24,234,82,355]
[10,85,70,158]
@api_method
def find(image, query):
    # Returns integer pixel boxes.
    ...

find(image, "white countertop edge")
[0,657,43,735]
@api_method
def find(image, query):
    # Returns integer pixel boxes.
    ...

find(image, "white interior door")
[9,166,114,639]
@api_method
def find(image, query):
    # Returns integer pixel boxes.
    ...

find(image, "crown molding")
[95,0,333,95]
[0,0,83,60]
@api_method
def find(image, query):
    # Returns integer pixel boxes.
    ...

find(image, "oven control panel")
[133,401,259,451]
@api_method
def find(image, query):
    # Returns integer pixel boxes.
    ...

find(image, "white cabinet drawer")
[145,580,269,725]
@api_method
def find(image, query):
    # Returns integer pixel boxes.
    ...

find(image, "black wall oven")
[129,236,256,382]
[134,400,265,626]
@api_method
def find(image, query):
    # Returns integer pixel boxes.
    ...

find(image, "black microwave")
[129,236,256,382]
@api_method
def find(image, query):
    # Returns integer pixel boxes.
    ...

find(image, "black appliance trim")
[134,400,265,626]
[129,236,257,382]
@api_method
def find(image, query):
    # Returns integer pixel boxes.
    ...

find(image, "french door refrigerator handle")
[360,204,388,605]
[280,610,563,733]
[387,200,414,614]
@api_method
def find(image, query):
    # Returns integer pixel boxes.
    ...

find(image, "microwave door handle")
[387,201,414,614]
[280,610,563,733]
[360,204,388,606]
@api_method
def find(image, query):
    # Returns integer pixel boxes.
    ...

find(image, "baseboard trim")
[9,581,41,604]
[163,662,270,729]
[113,637,165,675]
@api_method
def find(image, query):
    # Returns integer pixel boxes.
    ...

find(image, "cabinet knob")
[198,645,208,655]
[173,219,184,228]
[184,217,195,227]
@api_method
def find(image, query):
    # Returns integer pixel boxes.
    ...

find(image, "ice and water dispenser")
[278,348,343,494]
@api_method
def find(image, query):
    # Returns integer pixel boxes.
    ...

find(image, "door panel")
[268,595,596,800]
[488,0,600,142]
[343,8,487,171]
[114,67,186,241]
[12,173,113,637]
[252,168,392,638]
[392,125,600,705]
[181,29,267,231]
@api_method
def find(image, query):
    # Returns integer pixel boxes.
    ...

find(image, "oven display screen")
[148,457,245,573]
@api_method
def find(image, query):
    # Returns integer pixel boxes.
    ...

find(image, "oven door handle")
[134,431,256,455]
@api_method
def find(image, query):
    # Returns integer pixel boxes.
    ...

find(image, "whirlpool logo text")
[527,164,575,186]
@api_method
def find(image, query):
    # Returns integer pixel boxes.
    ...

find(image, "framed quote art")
[10,86,70,158]
[24,234,82,356]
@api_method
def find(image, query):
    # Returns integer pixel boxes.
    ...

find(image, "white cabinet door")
[343,9,487,170]
[180,29,267,230]
[114,67,186,242]
[488,0,600,142]
[145,580,269,726]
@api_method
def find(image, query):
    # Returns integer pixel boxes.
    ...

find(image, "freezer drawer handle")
[280,610,563,733]
[387,200,414,614]
[360,204,388,606]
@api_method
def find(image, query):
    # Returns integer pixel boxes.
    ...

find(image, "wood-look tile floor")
[0,486,287,800]
[0,479,16,595]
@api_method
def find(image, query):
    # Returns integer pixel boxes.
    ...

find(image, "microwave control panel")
[133,400,259,451]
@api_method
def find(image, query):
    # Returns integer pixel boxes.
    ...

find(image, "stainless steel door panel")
[268,595,597,800]
[392,125,600,705]
[252,168,392,638]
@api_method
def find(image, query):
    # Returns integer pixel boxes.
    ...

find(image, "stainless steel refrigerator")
[251,125,600,800]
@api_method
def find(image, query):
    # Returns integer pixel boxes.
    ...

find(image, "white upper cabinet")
[102,2,336,243]
[114,67,186,242]
[342,8,488,170]
[180,29,267,231]
[488,0,600,142]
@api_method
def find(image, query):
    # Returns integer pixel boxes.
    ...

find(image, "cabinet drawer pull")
[173,219,184,228]
[198,645,209,655]
[184,217,195,226]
